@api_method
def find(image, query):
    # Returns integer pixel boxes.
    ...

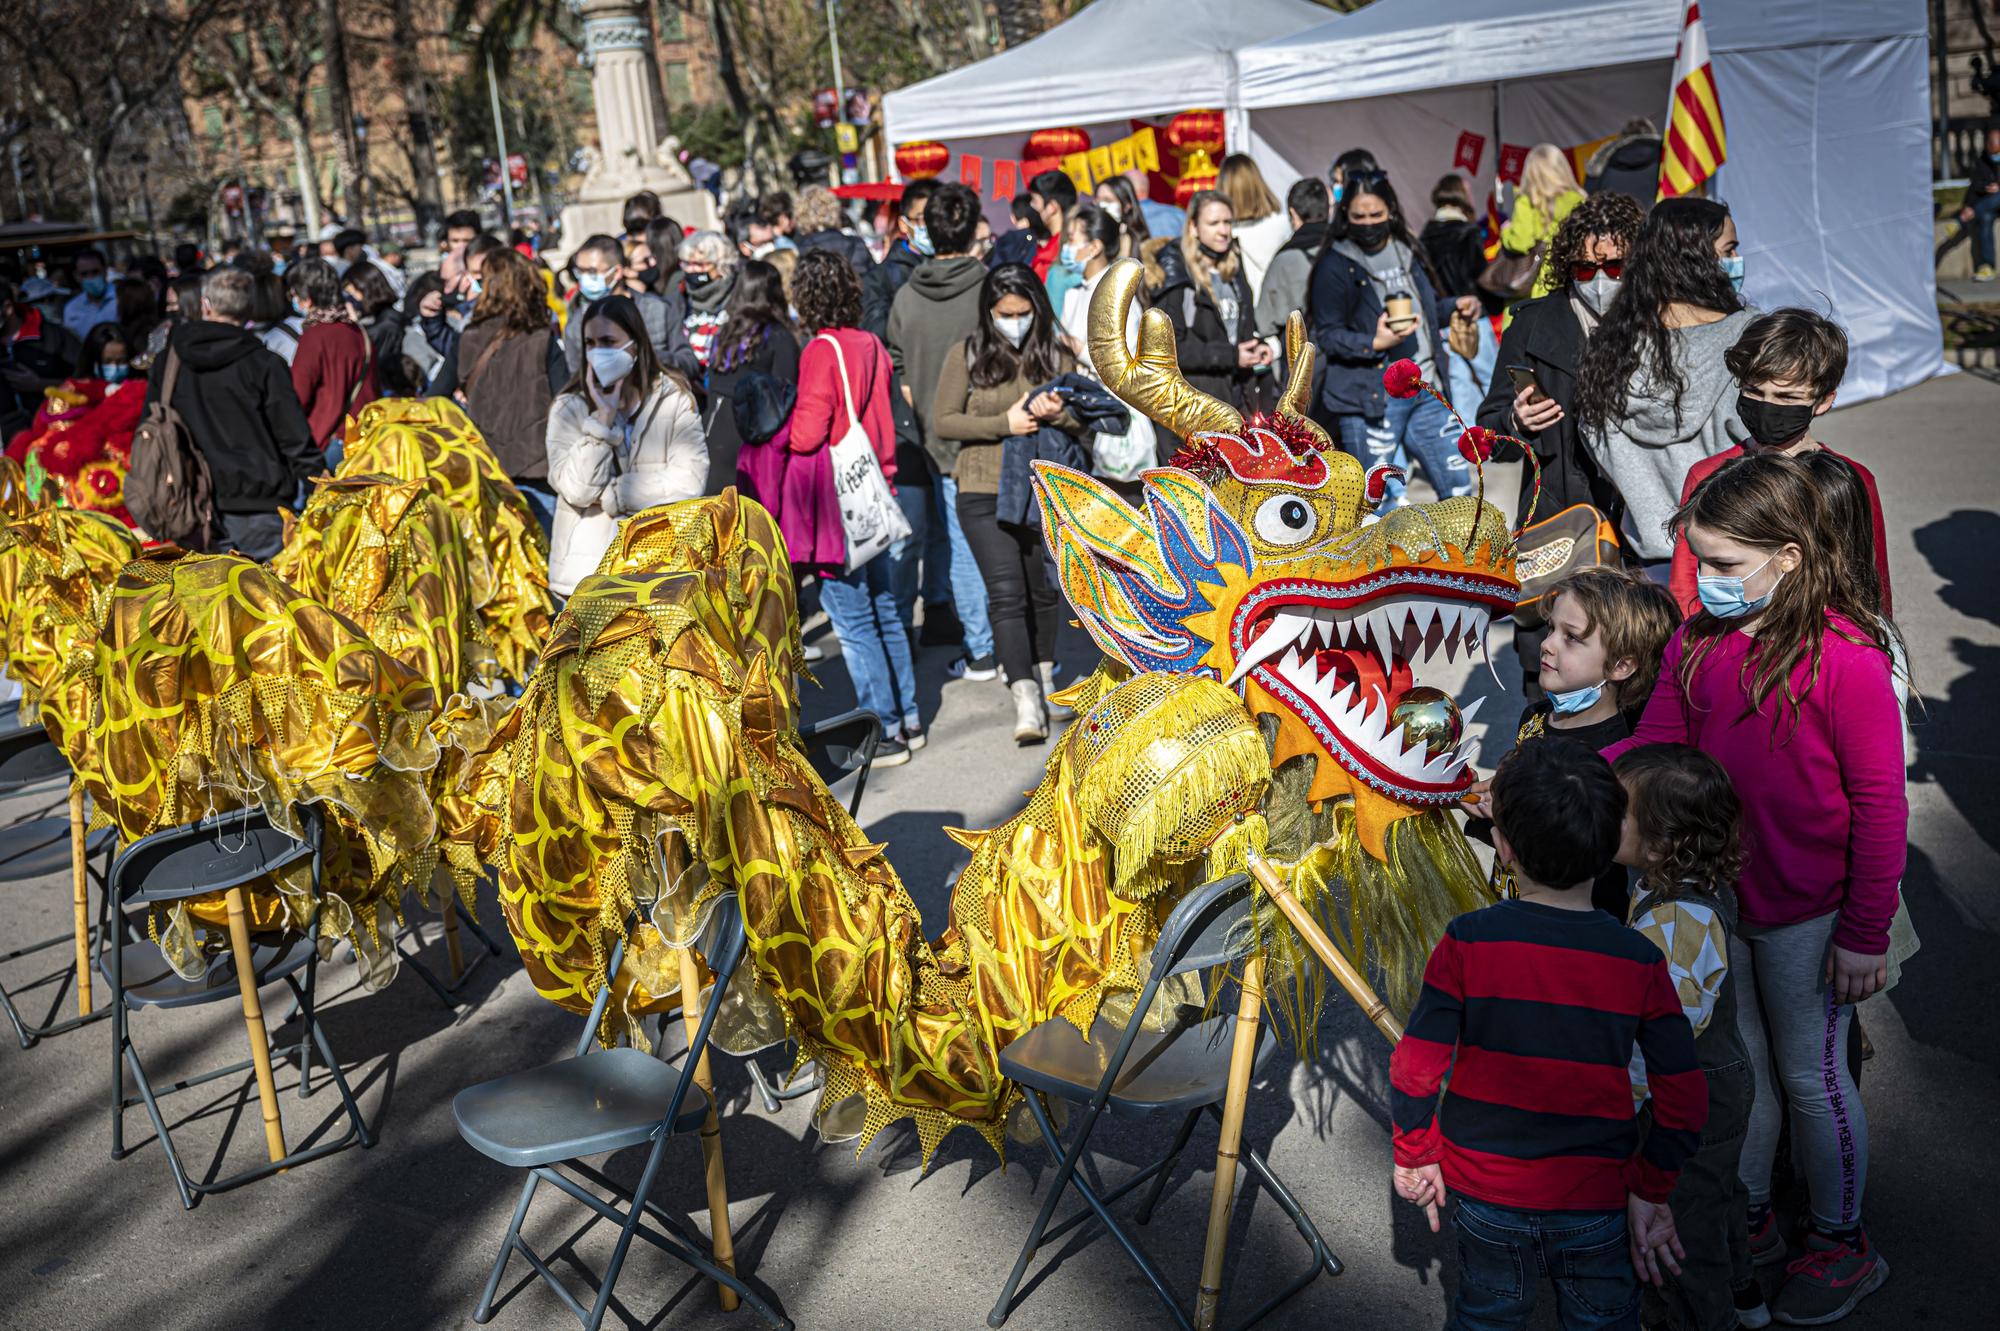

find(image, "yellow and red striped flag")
[1659,0,1726,199]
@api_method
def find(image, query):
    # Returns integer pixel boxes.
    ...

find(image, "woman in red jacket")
[285,257,376,466]
[788,249,924,764]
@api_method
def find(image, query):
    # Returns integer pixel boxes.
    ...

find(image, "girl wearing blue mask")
[1606,451,1905,1327]
[1461,565,1679,913]
[543,293,707,598]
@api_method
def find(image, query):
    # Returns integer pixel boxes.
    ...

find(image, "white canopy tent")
[1236,0,1943,403]
[880,0,1330,200]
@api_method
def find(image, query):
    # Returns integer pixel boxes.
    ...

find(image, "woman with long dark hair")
[544,293,706,595]
[1574,196,1749,573]
[456,246,569,529]
[700,258,799,495]
[931,262,1083,742]
[1308,170,1479,507]
[1092,174,1151,259]
[397,271,456,394]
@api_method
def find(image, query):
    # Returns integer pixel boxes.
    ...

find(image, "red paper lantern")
[1023,126,1090,162]
[894,140,949,181]
[1163,109,1226,205]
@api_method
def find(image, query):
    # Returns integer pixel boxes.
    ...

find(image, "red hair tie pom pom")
[1457,426,1496,464]
[1364,464,1405,504]
[1383,358,1425,399]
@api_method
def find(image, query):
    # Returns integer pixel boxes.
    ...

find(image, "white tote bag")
[815,332,911,572]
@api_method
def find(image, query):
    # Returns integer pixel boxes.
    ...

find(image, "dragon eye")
[1253,495,1318,546]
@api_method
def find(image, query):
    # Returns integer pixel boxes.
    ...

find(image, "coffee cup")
[1385,292,1416,333]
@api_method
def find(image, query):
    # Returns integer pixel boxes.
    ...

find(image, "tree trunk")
[83,144,108,232]
[290,122,323,239]
[389,0,443,238]
[316,0,362,226]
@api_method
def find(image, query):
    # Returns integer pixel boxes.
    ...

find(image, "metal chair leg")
[475,1172,541,1324]
[1135,1107,1203,1225]
[988,1090,1108,1328]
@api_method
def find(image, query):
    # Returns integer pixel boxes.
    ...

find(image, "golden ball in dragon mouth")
[1390,685,1463,759]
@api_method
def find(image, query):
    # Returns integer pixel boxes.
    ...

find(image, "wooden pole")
[442,899,466,982]
[223,885,288,1164]
[1247,858,1404,1044]
[677,946,740,1312]
[1193,951,1265,1331]
[68,786,91,1018]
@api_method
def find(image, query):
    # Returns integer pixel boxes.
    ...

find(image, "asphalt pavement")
[1,369,1994,1331]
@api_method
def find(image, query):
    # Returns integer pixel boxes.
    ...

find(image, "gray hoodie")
[1585,308,1753,560]
[886,255,989,474]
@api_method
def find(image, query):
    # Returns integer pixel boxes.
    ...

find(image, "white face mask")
[1576,272,1621,316]
[992,313,1033,348]
[588,342,637,387]
[1098,199,1122,222]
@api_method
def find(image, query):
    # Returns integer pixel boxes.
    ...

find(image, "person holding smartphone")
[1475,190,1645,695]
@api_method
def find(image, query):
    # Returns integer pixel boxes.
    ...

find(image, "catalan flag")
[1659,0,1726,199]
[1481,190,1504,262]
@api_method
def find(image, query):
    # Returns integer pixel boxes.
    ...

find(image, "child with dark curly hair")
[1614,743,1762,1331]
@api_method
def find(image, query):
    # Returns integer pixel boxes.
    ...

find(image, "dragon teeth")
[1227,611,1313,686]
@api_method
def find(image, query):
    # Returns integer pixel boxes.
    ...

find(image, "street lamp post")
[353,113,372,239]
[485,45,516,228]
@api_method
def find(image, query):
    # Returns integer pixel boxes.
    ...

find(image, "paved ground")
[1,371,1995,1331]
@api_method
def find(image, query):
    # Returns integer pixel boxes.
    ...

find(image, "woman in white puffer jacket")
[544,294,709,597]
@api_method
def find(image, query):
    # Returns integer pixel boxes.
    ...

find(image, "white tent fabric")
[1235,0,1943,404]
[881,0,1330,151]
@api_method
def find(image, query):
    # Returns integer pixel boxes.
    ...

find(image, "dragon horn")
[1088,257,1243,441]
[1275,311,1333,451]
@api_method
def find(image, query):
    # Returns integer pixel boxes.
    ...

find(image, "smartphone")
[1505,364,1543,398]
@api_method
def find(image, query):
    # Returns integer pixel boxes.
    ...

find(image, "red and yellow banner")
[1659,0,1726,199]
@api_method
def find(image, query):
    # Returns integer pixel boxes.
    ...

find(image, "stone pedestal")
[554,0,717,262]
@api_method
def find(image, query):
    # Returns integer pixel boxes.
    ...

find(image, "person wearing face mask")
[1606,453,1905,1329]
[1310,171,1478,506]
[1666,309,1887,619]
[62,249,120,341]
[543,293,707,596]
[559,233,691,381]
[931,263,1084,742]
[1091,175,1152,260]
[1461,566,1678,914]
[3,321,148,529]
[1151,190,1269,423]
[861,178,939,340]
[673,229,742,370]
[285,256,378,461]
[700,259,799,494]
[1056,205,1155,498]
[1573,196,1751,579]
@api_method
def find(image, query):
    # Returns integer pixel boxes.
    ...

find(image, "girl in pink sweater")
[1606,452,1904,1326]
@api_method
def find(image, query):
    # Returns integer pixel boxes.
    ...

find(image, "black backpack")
[126,346,214,547]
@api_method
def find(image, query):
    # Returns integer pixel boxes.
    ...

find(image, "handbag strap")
[814,331,861,433]
[157,343,182,405]
[463,327,512,394]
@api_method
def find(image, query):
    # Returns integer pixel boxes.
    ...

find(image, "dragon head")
[1033,260,1519,859]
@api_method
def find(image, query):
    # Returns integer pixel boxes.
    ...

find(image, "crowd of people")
[0,130,1906,1328]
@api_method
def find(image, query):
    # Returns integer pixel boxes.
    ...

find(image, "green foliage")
[666,103,747,170]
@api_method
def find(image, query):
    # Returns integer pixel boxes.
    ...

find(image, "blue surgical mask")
[1058,243,1080,269]
[1548,681,1605,715]
[101,363,128,384]
[576,271,610,302]
[1719,254,1745,293]
[1696,554,1783,619]
[908,224,933,257]
[466,276,483,300]
[272,257,287,276]
[81,276,108,300]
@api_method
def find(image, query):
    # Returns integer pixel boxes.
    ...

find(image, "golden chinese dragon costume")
[466,260,1522,1160]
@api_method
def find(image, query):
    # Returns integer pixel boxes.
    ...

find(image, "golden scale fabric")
[76,552,443,981]
[335,397,553,687]
[271,473,511,908]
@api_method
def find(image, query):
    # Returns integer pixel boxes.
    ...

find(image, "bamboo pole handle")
[1193,951,1266,1330]
[69,786,92,1018]
[442,899,465,982]
[1247,859,1404,1044]
[224,885,287,1165]
[677,946,740,1312]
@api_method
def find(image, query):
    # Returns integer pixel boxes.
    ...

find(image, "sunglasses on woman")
[1570,260,1624,281]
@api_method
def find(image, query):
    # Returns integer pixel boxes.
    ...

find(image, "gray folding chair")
[740,708,881,1114]
[986,873,1342,1331]
[453,893,789,1331]
[103,804,374,1209]
[0,721,119,1047]
[397,871,509,1006]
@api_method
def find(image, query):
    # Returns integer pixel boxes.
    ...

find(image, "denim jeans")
[818,540,921,738]
[1450,1198,1639,1331]
[515,479,558,540]
[216,511,288,561]
[931,468,993,659]
[1336,387,1473,508]
[1970,190,2000,268]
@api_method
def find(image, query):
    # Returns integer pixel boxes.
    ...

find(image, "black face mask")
[1736,392,1816,448]
[1349,219,1392,251]
[683,270,713,291]
[1199,241,1232,264]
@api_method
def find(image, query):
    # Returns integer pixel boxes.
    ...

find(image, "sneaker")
[902,719,926,751]
[1037,662,1074,721]
[1735,1279,1773,1329]
[802,641,826,664]
[1977,264,1998,282]
[1770,1231,1888,1325]
[1749,1207,1788,1267]
[871,736,912,768]
[948,652,998,682]
[918,601,965,646]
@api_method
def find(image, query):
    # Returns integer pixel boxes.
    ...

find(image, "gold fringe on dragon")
[465,258,1522,1161]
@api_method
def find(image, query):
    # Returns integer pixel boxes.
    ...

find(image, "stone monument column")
[554,0,716,261]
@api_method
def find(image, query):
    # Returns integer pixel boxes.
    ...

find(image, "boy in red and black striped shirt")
[1390,739,1708,1329]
